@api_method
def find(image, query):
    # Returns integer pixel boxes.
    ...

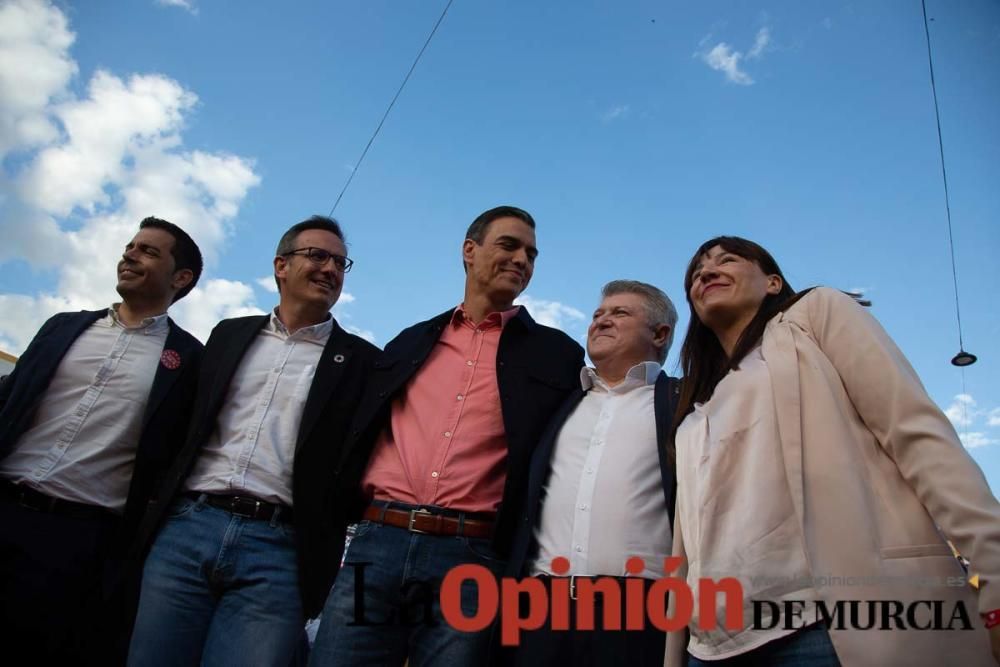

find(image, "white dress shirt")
[676,346,818,660]
[0,305,169,512]
[532,361,672,579]
[185,310,332,506]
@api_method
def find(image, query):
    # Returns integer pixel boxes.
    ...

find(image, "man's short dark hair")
[464,205,535,244]
[276,215,346,256]
[274,215,346,292]
[462,206,536,271]
[139,216,203,302]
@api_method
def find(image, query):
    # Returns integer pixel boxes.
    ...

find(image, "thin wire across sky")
[329,0,456,216]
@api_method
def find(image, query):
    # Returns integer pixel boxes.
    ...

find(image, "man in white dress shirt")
[128,215,378,666]
[505,279,680,666]
[0,217,204,661]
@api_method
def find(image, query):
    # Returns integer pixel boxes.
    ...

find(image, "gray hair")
[601,279,678,363]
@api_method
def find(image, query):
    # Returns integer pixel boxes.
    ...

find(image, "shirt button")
[586,467,593,474]
[579,504,588,510]
[574,545,583,552]
[444,431,452,438]
[456,395,464,401]
[33,471,42,477]
[431,471,439,478]
[466,360,474,366]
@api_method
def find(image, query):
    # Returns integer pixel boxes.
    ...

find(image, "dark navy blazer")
[0,309,203,550]
[506,370,680,577]
[335,305,586,558]
[134,314,379,618]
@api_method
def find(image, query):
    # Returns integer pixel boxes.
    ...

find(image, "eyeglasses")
[283,247,354,273]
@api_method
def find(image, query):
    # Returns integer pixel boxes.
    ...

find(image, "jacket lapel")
[295,320,352,456]
[41,310,106,383]
[763,313,807,537]
[200,317,269,437]
[141,319,194,429]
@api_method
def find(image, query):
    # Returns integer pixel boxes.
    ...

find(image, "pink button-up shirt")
[361,305,519,512]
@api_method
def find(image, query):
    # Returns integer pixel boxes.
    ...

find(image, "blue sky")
[1,1,998,487]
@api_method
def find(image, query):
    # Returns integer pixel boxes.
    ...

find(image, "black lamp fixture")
[922,0,977,368]
[951,350,977,367]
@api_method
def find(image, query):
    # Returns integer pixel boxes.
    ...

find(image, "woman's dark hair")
[673,236,801,436]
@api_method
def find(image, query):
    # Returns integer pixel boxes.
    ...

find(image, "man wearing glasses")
[128,216,379,666]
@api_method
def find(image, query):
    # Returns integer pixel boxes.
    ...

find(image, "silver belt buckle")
[231,495,262,518]
[408,508,432,534]
[569,575,579,600]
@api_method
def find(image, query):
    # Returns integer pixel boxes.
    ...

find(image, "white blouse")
[676,346,819,659]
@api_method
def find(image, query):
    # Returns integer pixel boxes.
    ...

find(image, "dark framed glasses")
[283,247,354,273]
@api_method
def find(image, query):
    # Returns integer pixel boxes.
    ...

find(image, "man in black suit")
[506,280,680,666]
[310,205,585,666]
[0,217,203,661]
[128,215,378,666]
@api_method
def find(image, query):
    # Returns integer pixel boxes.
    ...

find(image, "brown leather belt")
[362,504,495,539]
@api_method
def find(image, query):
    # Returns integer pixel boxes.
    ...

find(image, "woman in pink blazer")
[665,236,1000,667]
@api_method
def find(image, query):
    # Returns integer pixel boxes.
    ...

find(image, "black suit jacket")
[0,309,202,550]
[506,371,680,577]
[135,314,379,618]
[336,306,585,558]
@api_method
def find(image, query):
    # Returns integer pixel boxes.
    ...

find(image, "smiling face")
[462,216,537,306]
[587,292,668,370]
[688,244,783,335]
[116,227,190,305]
[274,228,346,312]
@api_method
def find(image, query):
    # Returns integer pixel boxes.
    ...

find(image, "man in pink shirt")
[311,206,584,666]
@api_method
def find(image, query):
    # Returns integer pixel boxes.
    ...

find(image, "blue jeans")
[127,495,304,667]
[688,623,840,667]
[309,514,505,666]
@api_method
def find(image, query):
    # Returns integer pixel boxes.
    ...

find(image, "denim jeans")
[309,514,505,667]
[688,623,840,667]
[127,495,304,667]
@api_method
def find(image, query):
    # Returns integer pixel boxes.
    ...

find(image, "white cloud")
[747,27,770,59]
[0,0,260,354]
[0,0,77,156]
[701,43,754,85]
[961,432,998,449]
[514,295,585,332]
[0,292,76,354]
[941,394,1000,449]
[600,105,630,123]
[945,393,977,428]
[331,292,374,344]
[171,279,266,342]
[155,0,197,15]
[344,324,376,344]
[255,276,278,293]
[697,27,771,86]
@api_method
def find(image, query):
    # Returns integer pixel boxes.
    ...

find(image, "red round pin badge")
[160,349,181,370]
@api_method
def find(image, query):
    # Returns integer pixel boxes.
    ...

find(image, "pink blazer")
[666,287,1000,666]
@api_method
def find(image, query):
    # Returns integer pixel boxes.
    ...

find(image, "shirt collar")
[450,304,520,330]
[269,307,334,341]
[108,303,169,333]
[581,360,662,392]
